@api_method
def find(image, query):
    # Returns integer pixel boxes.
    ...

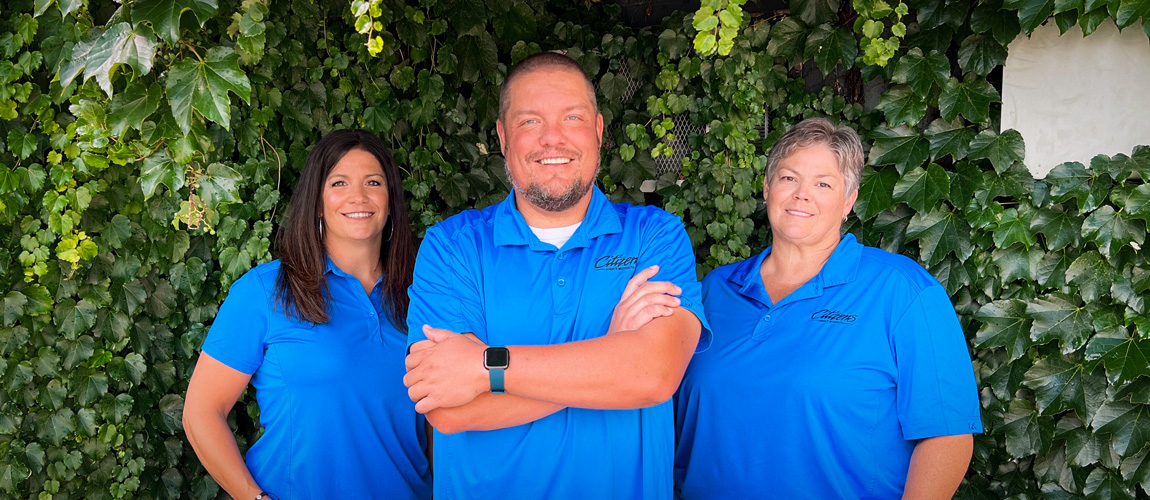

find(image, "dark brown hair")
[499,51,598,121]
[274,129,415,332]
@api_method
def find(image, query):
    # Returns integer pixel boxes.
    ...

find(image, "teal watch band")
[484,346,509,394]
[489,366,505,394]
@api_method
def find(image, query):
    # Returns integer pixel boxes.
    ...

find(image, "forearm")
[902,434,974,500]
[505,310,700,409]
[183,409,263,500]
[426,393,564,434]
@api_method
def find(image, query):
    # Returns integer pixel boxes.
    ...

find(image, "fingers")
[619,265,660,302]
[423,324,459,342]
[408,339,434,354]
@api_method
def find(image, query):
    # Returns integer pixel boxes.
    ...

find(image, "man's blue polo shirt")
[674,234,982,499]
[407,186,709,500]
[203,259,432,499]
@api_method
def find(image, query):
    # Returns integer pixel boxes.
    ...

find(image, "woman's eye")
[818,182,832,188]
[330,180,346,187]
[780,175,795,182]
[367,180,382,186]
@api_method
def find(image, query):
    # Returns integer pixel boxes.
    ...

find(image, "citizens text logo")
[594,254,638,271]
[811,309,857,324]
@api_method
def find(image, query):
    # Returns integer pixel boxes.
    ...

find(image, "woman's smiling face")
[763,144,857,249]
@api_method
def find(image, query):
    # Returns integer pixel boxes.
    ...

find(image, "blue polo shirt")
[407,187,709,500]
[674,234,982,499]
[203,259,432,500]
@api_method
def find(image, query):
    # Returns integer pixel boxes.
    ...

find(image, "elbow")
[426,410,468,435]
[628,370,682,408]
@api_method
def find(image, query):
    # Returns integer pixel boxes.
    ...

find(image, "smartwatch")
[484,346,510,394]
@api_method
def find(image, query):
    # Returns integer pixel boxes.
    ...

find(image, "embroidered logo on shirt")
[594,254,638,271]
[811,309,857,324]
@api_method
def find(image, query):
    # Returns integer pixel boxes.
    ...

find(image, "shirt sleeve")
[406,225,488,346]
[892,283,984,440]
[201,270,272,375]
[637,211,712,352]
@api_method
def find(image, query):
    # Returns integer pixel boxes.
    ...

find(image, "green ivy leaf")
[22,285,52,316]
[102,214,132,249]
[1082,205,1147,259]
[916,0,969,29]
[975,298,1033,361]
[893,163,951,213]
[1006,0,1057,32]
[139,151,184,199]
[6,130,37,160]
[971,0,1023,45]
[1029,293,1093,354]
[1079,6,1110,35]
[54,298,97,339]
[1023,357,1106,421]
[765,17,808,67]
[868,127,930,174]
[938,77,999,124]
[167,47,251,133]
[38,408,76,447]
[804,24,857,75]
[1046,161,1109,212]
[1092,400,1150,456]
[993,205,1038,248]
[107,352,147,385]
[925,120,975,162]
[1118,184,1150,223]
[791,0,840,25]
[967,129,1025,173]
[1086,330,1150,386]
[2,291,27,327]
[600,72,629,102]
[876,85,927,128]
[958,33,1008,76]
[1116,0,1150,28]
[854,166,899,221]
[1000,398,1051,457]
[83,23,157,96]
[198,162,242,207]
[107,83,162,137]
[891,48,950,98]
[905,206,974,266]
[991,242,1045,283]
[133,0,220,45]
[455,33,498,83]
[1066,251,1115,302]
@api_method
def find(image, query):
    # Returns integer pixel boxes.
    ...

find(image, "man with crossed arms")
[402,52,708,499]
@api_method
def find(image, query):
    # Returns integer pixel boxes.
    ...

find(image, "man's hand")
[607,265,682,334]
[404,326,489,413]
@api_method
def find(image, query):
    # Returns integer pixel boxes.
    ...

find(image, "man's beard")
[507,162,600,213]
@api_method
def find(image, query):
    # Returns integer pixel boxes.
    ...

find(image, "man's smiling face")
[496,66,604,213]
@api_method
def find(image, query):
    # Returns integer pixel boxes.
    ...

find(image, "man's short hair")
[499,51,599,121]
[765,117,865,196]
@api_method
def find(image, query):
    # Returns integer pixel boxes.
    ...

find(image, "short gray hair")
[765,118,864,196]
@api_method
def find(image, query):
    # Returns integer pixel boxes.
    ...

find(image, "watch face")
[485,347,509,369]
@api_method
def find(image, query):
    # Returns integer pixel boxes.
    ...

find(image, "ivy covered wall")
[0,0,1149,497]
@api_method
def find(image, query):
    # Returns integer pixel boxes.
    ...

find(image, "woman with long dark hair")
[183,129,430,499]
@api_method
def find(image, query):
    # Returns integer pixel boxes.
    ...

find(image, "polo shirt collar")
[492,186,622,250]
[730,233,863,306]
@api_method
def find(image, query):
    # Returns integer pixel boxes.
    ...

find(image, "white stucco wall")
[1001,21,1150,178]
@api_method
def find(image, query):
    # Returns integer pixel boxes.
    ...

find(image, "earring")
[385,219,394,241]
[318,218,324,239]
